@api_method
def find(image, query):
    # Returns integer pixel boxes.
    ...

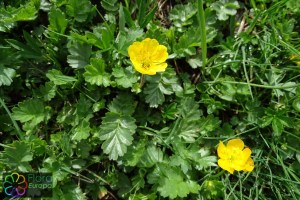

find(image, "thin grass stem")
[203,80,300,89]
[0,98,24,140]
[197,0,207,70]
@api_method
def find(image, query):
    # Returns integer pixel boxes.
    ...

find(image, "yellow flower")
[128,38,168,75]
[290,54,300,65]
[217,138,254,174]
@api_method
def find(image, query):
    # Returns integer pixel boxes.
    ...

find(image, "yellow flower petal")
[128,38,168,75]
[242,148,251,161]
[128,42,142,61]
[243,157,255,172]
[217,138,254,174]
[143,38,159,52]
[132,61,151,75]
[232,150,248,171]
[217,141,228,159]
[148,63,168,74]
[150,45,168,63]
[218,159,234,174]
[290,55,297,60]
[227,138,244,150]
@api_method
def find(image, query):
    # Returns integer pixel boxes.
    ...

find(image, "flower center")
[228,148,239,161]
[141,62,150,69]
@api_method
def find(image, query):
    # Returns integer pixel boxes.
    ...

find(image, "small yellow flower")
[290,54,300,65]
[128,38,168,75]
[217,138,254,174]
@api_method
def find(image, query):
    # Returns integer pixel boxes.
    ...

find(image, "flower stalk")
[140,74,145,88]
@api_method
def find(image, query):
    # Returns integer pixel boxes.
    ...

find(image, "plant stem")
[0,98,24,140]
[197,0,207,70]
[203,80,300,89]
[210,170,225,178]
[140,74,145,88]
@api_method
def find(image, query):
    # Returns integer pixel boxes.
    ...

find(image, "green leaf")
[76,94,93,119]
[170,155,191,173]
[98,113,137,160]
[101,0,119,12]
[53,182,87,199]
[261,115,273,127]
[198,115,221,135]
[148,164,200,199]
[116,28,144,56]
[144,68,182,107]
[262,108,293,136]
[82,25,115,50]
[112,66,139,88]
[118,4,125,32]
[50,132,73,156]
[121,6,135,28]
[200,94,224,114]
[212,76,250,102]
[48,7,68,34]
[71,119,91,141]
[187,58,202,69]
[174,27,217,58]
[172,141,217,172]
[42,157,70,187]
[137,0,157,28]
[162,102,178,120]
[114,173,133,196]
[34,82,56,101]
[158,178,199,199]
[84,58,110,86]
[12,99,48,128]
[3,141,33,171]
[124,140,146,166]
[75,141,92,158]
[192,148,217,170]
[178,120,200,142]
[143,79,165,108]
[174,27,201,57]
[129,193,157,200]
[108,93,136,115]
[169,3,197,32]
[56,104,77,126]
[272,118,283,136]
[0,45,19,65]
[3,0,40,24]
[0,65,16,86]
[46,69,77,85]
[176,97,202,142]
[211,0,240,21]
[92,100,106,112]
[25,29,43,51]
[140,145,164,167]
[30,137,47,156]
[67,41,91,68]
[178,97,201,120]
[0,8,16,32]
[201,180,224,199]
[6,34,43,59]
[293,98,300,112]
[66,0,95,22]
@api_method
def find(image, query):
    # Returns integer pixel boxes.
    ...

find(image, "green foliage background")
[1,0,300,199]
